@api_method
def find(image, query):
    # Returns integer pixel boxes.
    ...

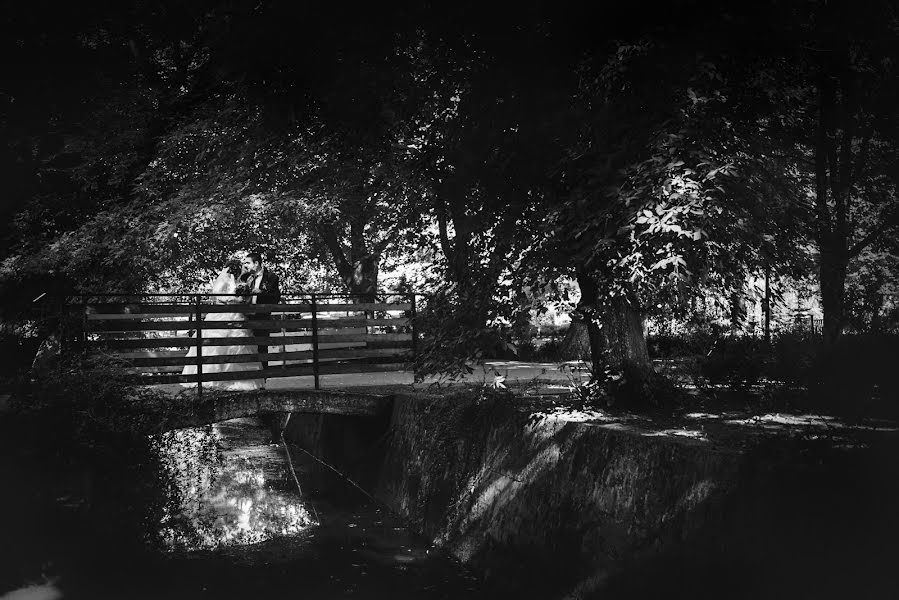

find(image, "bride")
[181,259,264,391]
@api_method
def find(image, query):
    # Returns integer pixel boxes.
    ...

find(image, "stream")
[0,416,494,599]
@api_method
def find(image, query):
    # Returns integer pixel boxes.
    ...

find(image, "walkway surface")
[150,360,592,396]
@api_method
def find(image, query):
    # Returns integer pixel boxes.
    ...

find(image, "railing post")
[195,294,203,399]
[410,293,418,377]
[311,293,320,390]
[280,303,287,371]
[763,264,771,344]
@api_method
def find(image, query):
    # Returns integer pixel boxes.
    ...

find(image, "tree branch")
[373,236,392,256]
[434,198,454,264]
[848,208,899,258]
[316,222,353,279]
[850,132,871,189]
[815,71,834,241]
[835,58,857,241]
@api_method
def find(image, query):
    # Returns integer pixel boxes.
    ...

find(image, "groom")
[241,252,281,369]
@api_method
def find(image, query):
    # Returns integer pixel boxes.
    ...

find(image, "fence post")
[280,302,287,371]
[410,293,418,377]
[195,294,203,399]
[311,293,320,390]
[763,264,771,344]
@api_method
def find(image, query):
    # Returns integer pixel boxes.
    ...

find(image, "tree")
[528,5,820,391]
[3,1,430,298]
[804,0,899,342]
[398,17,585,369]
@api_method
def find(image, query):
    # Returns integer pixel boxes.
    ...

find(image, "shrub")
[647,321,727,359]
[15,350,169,439]
[768,331,818,387]
[808,334,899,416]
[512,337,537,361]
[535,338,564,362]
[697,335,768,389]
[412,288,517,381]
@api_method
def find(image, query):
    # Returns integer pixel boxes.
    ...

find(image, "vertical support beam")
[764,265,771,344]
[410,293,419,378]
[195,294,203,399]
[280,303,287,371]
[311,293,320,390]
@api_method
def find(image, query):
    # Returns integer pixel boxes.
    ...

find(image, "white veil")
[210,269,237,301]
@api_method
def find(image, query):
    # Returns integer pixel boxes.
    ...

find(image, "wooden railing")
[61,292,417,393]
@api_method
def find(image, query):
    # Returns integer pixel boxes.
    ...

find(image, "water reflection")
[147,422,316,552]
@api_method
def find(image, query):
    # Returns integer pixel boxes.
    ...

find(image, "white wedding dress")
[181,269,264,391]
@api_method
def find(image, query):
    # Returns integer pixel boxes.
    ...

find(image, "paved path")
[149,360,591,396]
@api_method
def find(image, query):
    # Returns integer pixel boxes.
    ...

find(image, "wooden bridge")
[59,292,417,394]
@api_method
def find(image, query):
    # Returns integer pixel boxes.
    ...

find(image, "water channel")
[0,416,495,599]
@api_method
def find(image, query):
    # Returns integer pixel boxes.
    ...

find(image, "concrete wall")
[374,392,899,598]
[285,391,899,598]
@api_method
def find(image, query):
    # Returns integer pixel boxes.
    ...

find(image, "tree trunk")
[317,222,379,302]
[574,270,652,376]
[811,32,859,345]
[340,254,379,301]
[819,246,848,343]
[730,289,745,333]
[559,320,591,360]
[595,296,652,376]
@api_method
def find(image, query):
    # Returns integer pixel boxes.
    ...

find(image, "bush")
[413,288,517,381]
[647,320,728,359]
[673,330,899,416]
[14,351,169,439]
[809,334,899,416]
[0,334,41,381]
[534,338,564,362]
[768,331,818,387]
[698,335,768,389]
[512,337,537,361]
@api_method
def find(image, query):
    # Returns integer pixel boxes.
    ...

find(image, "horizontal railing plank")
[133,366,311,384]
[86,317,409,332]
[80,335,309,349]
[314,302,411,312]
[117,346,411,367]
[316,332,412,344]
[125,350,312,367]
[73,303,313,314]
[86,313,193,321]
[129,361,409,385]
[318,362,410,376]
[75,301,411,318]
[80,332,411,350]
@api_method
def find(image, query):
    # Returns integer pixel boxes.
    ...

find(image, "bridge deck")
[113,361,585,434]
[146,361,588,397]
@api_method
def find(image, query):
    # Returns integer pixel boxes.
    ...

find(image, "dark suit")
[250,268,281,368]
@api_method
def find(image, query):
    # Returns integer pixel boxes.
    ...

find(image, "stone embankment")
[286,389,899,599]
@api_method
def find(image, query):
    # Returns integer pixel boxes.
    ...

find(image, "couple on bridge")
[181,253,281,390]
